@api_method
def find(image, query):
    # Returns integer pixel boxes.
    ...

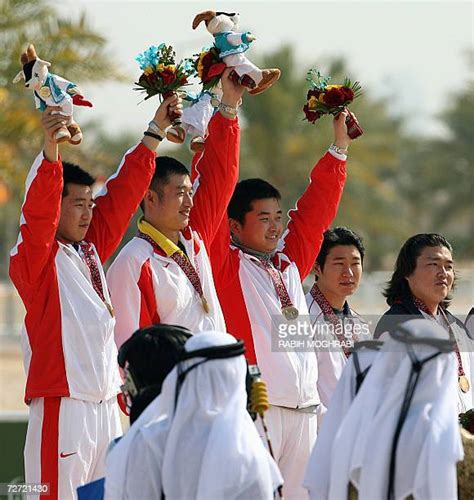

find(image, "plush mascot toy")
[192,11,280,95]
[13,44,93,145]
[179,84,224,153]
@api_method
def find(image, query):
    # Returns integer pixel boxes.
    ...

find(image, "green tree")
[398,71,474,259]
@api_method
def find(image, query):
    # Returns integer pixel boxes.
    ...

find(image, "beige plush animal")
[192,11,280,95]
[13,44,92,145]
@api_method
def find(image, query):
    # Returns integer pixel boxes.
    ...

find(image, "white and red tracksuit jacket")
[210,150,347,408]
[9,144,156,403]
[107,113,240,347]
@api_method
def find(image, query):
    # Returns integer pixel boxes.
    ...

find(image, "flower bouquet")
[134,44,194,143]
[303,69,363,139]
[193,46,226,91]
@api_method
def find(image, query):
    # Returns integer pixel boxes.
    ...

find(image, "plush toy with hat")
[192,11,280,95]
[13,44,93,145]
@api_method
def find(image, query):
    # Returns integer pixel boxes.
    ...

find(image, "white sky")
[58,0,473,137]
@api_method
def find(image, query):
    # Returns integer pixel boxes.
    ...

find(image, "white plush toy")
[192,11,280,95]
[13,44,92,145]
[177,85,223,153]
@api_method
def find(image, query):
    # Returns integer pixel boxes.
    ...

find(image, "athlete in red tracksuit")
[9,96,181,499]
[209,111,354,499]
[106,71,245,348]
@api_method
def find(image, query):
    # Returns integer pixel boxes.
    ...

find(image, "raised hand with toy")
[192,11,281,95]
[13,44,92,145]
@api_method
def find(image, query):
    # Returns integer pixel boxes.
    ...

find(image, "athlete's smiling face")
[230,198,283,253]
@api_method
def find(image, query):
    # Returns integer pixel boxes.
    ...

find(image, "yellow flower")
[326,84,342,90]
[319,93,326,102]
[156,63,164,72]
[197,60,204,78]
[164,65,176,71]
[143,66,153,75]
[308,96,318,109]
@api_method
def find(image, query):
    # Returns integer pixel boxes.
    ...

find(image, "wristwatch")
[329,143,348,156]
[218,102,238,118]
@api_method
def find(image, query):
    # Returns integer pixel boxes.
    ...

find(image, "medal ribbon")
[252,257,295,314]
[412,296,465,378]
[78,241,106,302]
[77,241,113,316]
[138,231,209,313]
[310,283,352,357]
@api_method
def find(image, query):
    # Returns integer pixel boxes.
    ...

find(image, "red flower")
[303,104,322,123]
[307,89,321,100]
[202,51,214,67]
[322,87,346,107]
[340,86,355,103]
[160,68,176,86]
[206,62,226,81]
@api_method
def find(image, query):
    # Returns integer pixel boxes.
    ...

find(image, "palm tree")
[0,0,125,194]
[0,0,126,278]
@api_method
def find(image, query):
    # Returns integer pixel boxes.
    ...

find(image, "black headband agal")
[180,339,245,362]
[174,340,246,408]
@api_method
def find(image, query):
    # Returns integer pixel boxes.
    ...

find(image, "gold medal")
[459,375,470,393]
[202,296,210,314]
[282,306,299,321]
[39,86,51,98]
[105,302,115,318]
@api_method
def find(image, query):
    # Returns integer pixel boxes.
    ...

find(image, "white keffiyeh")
[304,342,381,500]
[327,319,462,500]
[124,331,282,499]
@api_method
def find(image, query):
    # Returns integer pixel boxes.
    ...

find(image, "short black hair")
[140,156,190,212]
[62,161,95,198]
[227,178,281,224]
[384,233,454,307]
[316,227,365,271]
[118,324,192,423]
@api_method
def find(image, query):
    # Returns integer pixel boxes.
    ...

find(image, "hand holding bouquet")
[134,44,194,143]
[303,69,363,139]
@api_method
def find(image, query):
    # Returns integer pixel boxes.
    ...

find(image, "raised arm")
[86,95,183,262]
[189,69,243,250]
[227,32,255,46]
[280,111,354,280]
[9,107,65,297]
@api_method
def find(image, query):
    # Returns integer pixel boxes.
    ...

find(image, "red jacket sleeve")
[9,152,62,297]
[86,143,156,263]
[208,210,240,290]
[189,112,240,251]
[280,151,347,280]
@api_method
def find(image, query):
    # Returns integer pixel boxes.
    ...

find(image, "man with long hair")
[374,233,473,412]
